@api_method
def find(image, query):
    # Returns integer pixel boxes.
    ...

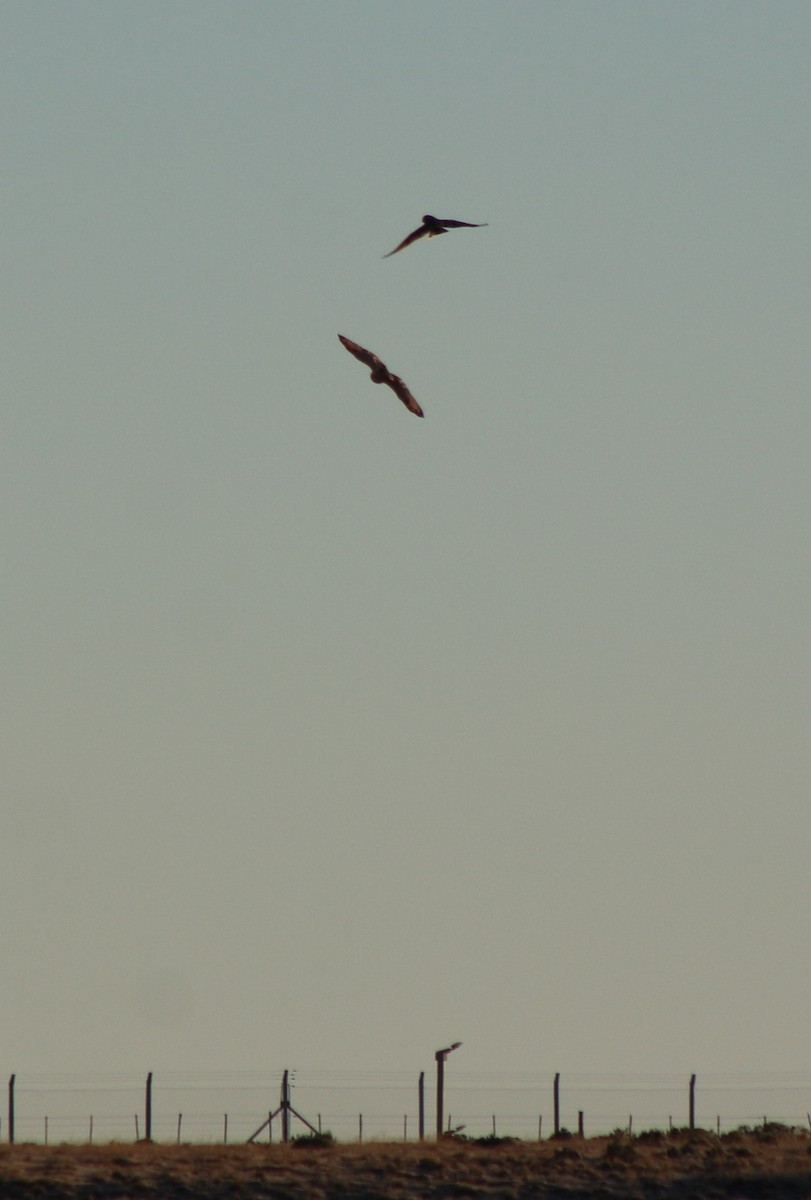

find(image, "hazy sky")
[3,0,811,1118]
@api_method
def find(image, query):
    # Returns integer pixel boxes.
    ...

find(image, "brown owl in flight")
[384,214,487,258]
[338,335,424,418]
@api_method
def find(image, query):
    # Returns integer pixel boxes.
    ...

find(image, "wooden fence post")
[5,1063,789,1144]
[436,1055,445,1139]
[145,1072,153,1141]
[281,1070,290,1144]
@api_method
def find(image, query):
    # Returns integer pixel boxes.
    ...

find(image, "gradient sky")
[3,0,811,1112]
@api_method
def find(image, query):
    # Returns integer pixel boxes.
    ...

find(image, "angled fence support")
[247,1070,319,1144]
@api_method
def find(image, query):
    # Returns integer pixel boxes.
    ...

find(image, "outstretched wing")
[339,334,424,418]
[383,224,431,258]
[385,373,424,418]
[338,334,380,370]
[436,218,488,229]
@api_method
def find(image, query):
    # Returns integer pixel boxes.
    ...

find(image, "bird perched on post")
[338,335,424,418]
[383,214,487,257]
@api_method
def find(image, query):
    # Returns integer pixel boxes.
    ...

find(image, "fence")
[4,1070,811,1145]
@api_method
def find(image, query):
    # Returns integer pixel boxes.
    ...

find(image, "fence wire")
[4,1070,811,1144]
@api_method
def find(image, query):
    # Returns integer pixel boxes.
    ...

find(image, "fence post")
[1,1065,768,1146]
[281,1070,290,1143]
[223,1114,228,1144]
[145,1072,153,1141]
[436,1055,445,1138]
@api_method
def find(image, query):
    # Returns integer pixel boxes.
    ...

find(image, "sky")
[3,0,811,1135]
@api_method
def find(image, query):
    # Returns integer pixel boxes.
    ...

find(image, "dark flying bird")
[383,214,487,257]
[338,334,424,418]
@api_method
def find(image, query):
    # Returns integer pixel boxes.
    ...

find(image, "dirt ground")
[2,1126,811,1198]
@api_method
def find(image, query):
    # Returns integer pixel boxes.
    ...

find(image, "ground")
[2,1126,811,1198]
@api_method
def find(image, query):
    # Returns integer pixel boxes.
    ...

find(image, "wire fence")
[5,1070,811,1145]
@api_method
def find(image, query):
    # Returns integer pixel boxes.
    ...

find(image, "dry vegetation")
[2,1126,811,1199]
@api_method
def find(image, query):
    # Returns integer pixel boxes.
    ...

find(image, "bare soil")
[2,1127,811,1199]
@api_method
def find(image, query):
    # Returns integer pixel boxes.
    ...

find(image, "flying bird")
[383,214,487,257]
[338,334,424,418]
